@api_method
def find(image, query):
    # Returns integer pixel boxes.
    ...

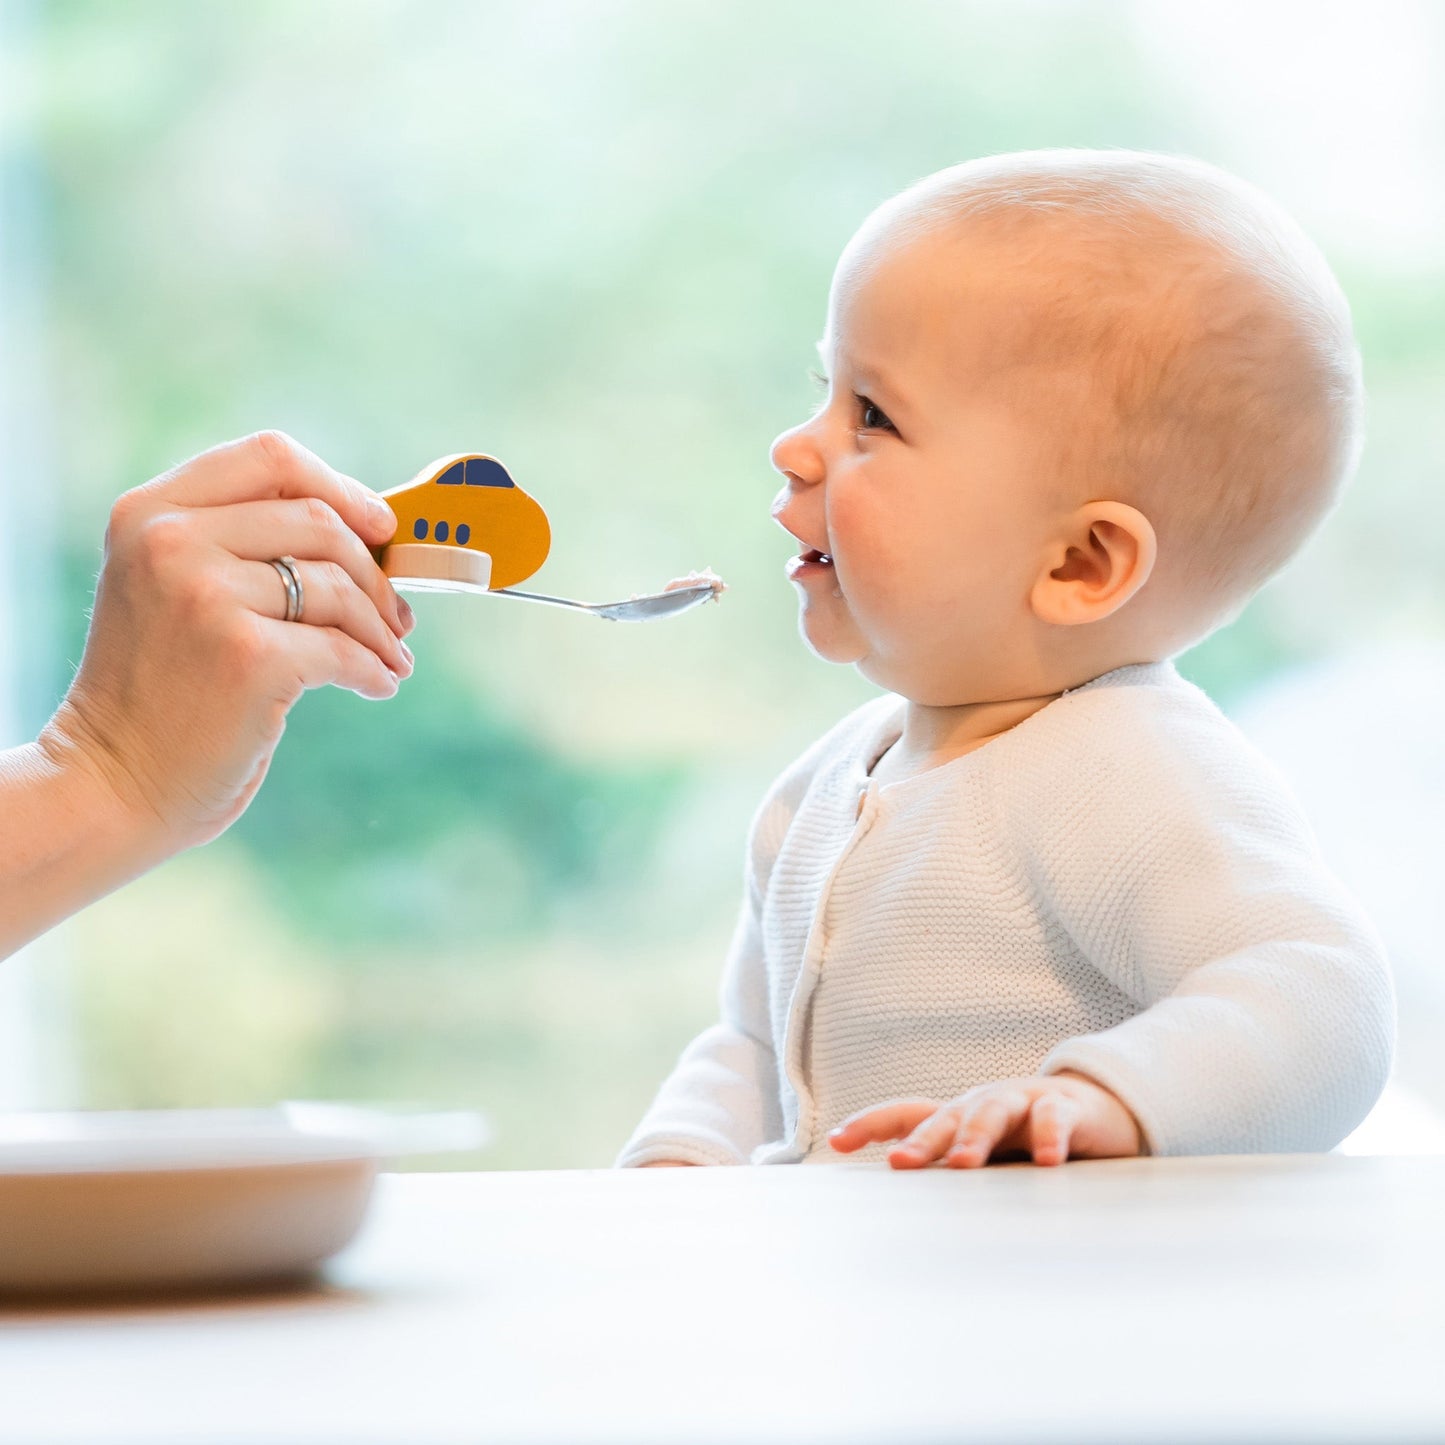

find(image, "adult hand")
[38,430,413,855]
[828,1072,1143,1169]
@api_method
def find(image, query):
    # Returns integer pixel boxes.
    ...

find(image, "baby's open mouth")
[785,546,835,583]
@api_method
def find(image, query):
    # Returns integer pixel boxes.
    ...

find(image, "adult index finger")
[148,431,397,547]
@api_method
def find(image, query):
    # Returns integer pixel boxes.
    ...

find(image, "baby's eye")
[857,395,895,432]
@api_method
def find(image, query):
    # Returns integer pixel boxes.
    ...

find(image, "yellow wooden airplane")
[377,454,551,592]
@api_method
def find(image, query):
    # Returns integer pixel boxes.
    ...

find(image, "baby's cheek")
[826,480,874,532]
[831,493,902,572]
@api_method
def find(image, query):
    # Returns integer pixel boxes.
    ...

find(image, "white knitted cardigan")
[618,663,1395,1166]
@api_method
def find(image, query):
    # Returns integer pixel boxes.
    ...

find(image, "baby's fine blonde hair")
[875,150,1362,634]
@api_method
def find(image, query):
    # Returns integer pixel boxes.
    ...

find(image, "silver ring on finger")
[268,555,305,624]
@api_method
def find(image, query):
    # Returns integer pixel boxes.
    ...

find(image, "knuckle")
[172,567,217,625]
[325,626,358,668]
[132,510,191,573]
[299,495,343,539]
[217,614,270,680]
[106,484,147,539]
[249,428,300,473]
[318,559,352,596]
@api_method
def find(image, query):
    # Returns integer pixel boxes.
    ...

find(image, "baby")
[619,149,1395,1171]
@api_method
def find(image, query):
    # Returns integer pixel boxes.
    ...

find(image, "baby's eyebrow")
[816,340,910,417]
[844,350,911,412]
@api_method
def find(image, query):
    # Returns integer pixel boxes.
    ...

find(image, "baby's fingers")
[1026,1092,1080,1168]
[887,1108,963,1170]
[945,1089,1031,1169]
[828,1099,940,1154]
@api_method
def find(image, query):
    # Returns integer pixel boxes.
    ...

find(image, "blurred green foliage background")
[6,1,1443,1165]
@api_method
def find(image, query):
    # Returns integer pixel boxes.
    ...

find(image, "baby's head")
[770,149,1362,705]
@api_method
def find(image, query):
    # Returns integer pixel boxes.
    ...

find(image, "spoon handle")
[489,587,598,613]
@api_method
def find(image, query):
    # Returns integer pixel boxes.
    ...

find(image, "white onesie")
[618,663,1395,1166]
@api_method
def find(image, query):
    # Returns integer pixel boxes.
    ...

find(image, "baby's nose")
[769,429,794,479]
[770,423,821,486]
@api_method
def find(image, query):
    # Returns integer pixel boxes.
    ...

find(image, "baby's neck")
[870,692,1062,787]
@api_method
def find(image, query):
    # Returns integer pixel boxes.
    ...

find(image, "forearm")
[0,731,172,962]
[1008,689,1397,1156]
[1042,936,1395,1155]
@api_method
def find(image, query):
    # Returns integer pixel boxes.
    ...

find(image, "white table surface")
[2,1155,1443,1444]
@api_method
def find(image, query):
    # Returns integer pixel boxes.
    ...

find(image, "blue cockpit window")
[436,462,465,485]
[465,458,514,488]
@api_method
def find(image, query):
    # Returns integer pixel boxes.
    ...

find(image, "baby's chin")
[796,608,869,669]
[801,616,927,695]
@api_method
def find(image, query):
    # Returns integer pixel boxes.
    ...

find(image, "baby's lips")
[772,512,828,558]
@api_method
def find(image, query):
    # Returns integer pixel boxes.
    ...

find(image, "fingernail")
[369,494,395,530]
[400,641,414,669]
[398,597,415,632]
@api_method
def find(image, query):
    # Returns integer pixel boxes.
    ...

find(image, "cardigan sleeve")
[1007,677,1396,1157]
[615,863,781,1167]
[614,742,811,1168]
[615,694,899,1166]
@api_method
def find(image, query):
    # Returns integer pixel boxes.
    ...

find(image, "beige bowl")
[0,1106,483,1296]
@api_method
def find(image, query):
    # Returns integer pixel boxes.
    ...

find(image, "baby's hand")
[828,1072,1142,1169]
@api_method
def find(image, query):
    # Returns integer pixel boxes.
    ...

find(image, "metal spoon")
[393,577,721,623]
[493,581,720,622]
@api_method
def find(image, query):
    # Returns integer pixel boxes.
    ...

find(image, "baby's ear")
[1029,501,1157,627]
